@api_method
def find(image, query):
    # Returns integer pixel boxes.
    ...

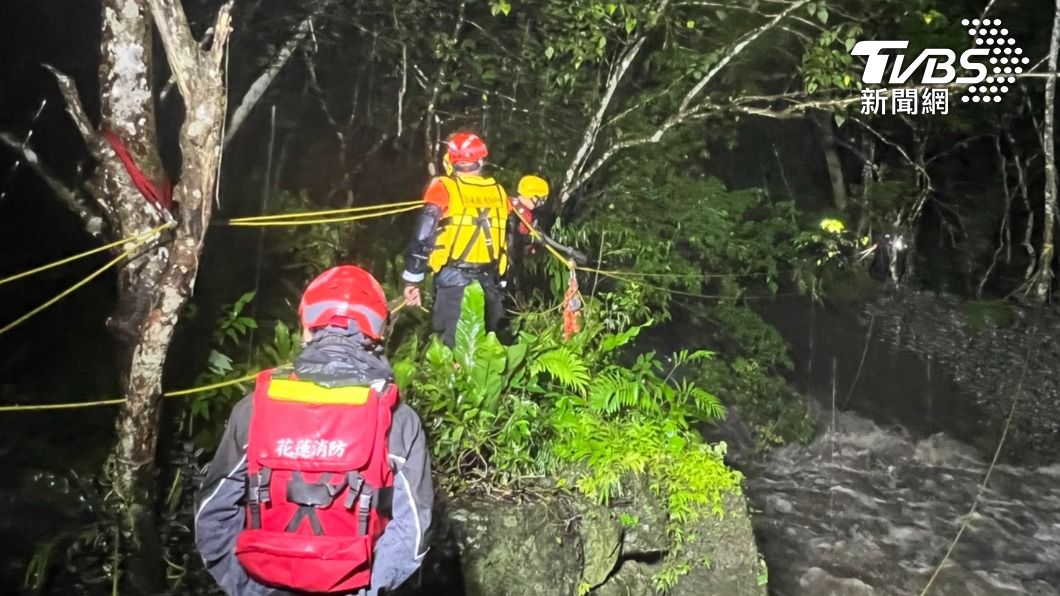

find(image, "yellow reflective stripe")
[267,379,371,405]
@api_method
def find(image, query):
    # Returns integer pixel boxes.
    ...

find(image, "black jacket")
[194,330,433,596]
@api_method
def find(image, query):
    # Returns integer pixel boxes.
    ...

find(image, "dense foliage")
[7,0,1060,592]
[396,282,742,588]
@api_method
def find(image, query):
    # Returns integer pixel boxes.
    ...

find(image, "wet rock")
[593,561,655,596]
[766,494,794,514]
[611,474,670,558]
[670,492,767,596]
[447,495,583,596]
[914,433,984,467]
[414,482,765,596]
[573,501,623,591]
[797,566,876,596]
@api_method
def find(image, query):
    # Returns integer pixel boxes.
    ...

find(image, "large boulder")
[404,482,766,596]
[670,492,766,596]
[448,495,584,596]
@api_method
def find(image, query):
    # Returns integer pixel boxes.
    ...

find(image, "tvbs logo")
[852,18,1028,103]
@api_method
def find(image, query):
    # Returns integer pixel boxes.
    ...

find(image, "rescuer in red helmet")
[401,131,515,347]
[195,265,433,596]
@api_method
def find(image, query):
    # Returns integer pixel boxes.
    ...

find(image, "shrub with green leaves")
[397,281,743,587]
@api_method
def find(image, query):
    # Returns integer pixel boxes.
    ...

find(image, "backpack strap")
[245,466,272,529]
[284,471,350,536]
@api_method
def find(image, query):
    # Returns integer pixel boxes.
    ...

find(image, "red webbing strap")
[101,130,174,211]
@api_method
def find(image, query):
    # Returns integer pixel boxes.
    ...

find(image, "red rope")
[101,130,173,211]
[562,269,582,342]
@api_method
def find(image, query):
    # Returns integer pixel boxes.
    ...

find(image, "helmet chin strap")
[451,159,483,174]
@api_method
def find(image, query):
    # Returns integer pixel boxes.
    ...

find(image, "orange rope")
[561,266,582,341]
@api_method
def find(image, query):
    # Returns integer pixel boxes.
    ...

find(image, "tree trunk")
[814,111,847,211]
[97,0,171,351]
[1033,0,1060,303]
[109,1,233,591]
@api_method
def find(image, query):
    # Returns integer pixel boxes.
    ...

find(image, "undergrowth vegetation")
[396,282,743,589]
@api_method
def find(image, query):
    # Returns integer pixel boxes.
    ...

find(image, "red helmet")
[299,266,389,339]
[445,132,488,165]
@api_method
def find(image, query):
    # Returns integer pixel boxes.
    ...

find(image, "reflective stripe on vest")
[428,175,509,274]
[267,378,372,405]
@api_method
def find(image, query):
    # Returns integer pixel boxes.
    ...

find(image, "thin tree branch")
[42,64,99,154]
[225,1,333,145]
[0,132,104,236]
[564,0,810,200]
[145,0,204,101]
[558,36,648,204]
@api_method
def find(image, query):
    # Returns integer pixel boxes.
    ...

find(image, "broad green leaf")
[454,282,486,368]
[233,291,255,315]
[208,350,233,374]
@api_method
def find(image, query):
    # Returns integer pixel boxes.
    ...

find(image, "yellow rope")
[576,265,777,280]
[507,204,578,270]
[227,200,423,224]
[0,231,162,337]
[584,266,791,301]
[0,291,428,414]
[0,370,262,413]
[0,224,171,287]
[225,204,421,227]
[161,371,261,396]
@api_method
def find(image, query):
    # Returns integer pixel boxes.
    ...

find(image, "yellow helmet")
[442,152,454,176]
[518,174,550,199]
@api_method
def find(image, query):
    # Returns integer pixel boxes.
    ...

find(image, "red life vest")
[235,369,397,593]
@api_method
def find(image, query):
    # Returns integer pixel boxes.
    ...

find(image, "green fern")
[531,348,591,395]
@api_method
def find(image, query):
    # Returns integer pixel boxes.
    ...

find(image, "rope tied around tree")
[101,130,174,212]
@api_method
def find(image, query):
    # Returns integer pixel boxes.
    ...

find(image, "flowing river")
[744,296,1060,595]
[746,411,1060,595]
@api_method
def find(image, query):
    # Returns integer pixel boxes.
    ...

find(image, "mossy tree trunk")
[50,0,234,590]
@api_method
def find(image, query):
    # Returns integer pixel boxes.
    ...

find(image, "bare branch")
[850,117,931,190]
[0,132,104,236]
[563,0,811,201]
[423,0,467,174]
[978,132,1012,297]
[398,43,408,139]
[225,1,334,145]
[145,0,203,101]
[42,64,99,153]
[676,0,810,117]
[557,36,647,204]
[1031,0,1060,302]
